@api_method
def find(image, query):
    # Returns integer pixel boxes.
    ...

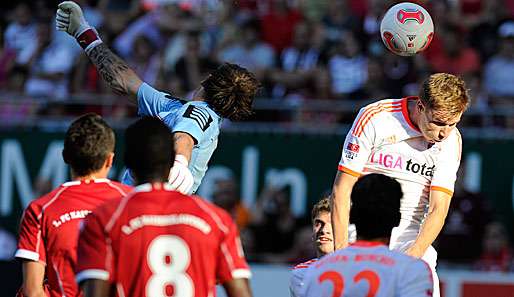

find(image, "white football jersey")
[338,97,462,228]
[302,241,433,297]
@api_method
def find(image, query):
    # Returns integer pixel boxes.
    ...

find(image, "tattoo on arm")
[86,43,142,98]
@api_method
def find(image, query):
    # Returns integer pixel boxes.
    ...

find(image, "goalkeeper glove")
[168,155,195,195]
[56,1,102,53]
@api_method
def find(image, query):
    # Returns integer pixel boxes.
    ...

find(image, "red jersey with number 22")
[302,241,433,297]
[76,183,250,297]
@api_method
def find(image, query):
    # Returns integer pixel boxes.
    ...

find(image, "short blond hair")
[311,196,331,222]
[419,73,470,119]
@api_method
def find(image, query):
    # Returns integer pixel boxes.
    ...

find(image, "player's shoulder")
[189,195,236,230]
[359,98,403,112]
[292,258,318,271]
[351,98,403,136]
[103,180,133,196]
[25,184,69,213]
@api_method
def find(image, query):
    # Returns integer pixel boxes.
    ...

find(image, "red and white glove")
[168,155,194,194]
[56,1,102,54]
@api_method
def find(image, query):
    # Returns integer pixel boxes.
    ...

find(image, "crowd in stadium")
[1,0,513,274]
[0,0,514,126]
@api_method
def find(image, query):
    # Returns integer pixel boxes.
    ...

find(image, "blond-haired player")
[331,73,469,297]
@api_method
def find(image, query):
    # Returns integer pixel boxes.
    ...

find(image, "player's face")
[312,211,334,256]
[418,103,462,143]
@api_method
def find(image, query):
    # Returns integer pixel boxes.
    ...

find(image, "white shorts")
[389,226,440,297]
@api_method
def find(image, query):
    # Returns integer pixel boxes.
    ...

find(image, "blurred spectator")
[362,58,388,99]
[114,1,201,60]
[251,186,297,254]
[260,0,303,53]
[24,20,75,100]
[435,163,493,264]
[321,0,361,45]
[173,31,219,95]
[212,175,252,231]
[468,0,510,60]
[427,24,481,76]
[381,52,418,98]
[484,21,514,103]
[217,18,274,79]
[4,3,37,66]
[474,221,513,272]
[127,35,161,85]
[327,30,368,99]
[0,26,16,89]
[297,0,329,22]
[362,0,389,37]
[269,21,322,99]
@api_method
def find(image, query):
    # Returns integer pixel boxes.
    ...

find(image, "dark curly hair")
[350,174,402,240]
[62,113,115,177]
[201,62,260,121]
[124,117,174,183]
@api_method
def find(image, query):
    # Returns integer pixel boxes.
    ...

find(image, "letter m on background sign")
[1,140,66,216]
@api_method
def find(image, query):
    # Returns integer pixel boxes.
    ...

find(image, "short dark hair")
[350,174,402,239]
[311,196,331,222]
[124,117,174,182]
[62,113,115,177]
[201,62,260,121]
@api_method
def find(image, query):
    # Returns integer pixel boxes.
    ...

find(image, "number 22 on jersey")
[146,235,194,297]
[319,270,380,297]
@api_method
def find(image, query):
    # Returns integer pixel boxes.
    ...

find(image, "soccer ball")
[380,2,434,56]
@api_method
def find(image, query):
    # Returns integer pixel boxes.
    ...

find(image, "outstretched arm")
[86,43,142,99]
[56,1,142,101]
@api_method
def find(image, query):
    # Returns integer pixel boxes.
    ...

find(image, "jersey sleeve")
[75,211,113,284]
[289,266,308,297]
[15,202,46,264]
[430,130,462,195]
[172,104,214,144]
[398,259,434,297]
[338,107,376,177]
[216,211,251,284]
[137,83,183,117]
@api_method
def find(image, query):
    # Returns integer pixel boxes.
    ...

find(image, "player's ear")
[417,100,425,112]
[105,152,114,169]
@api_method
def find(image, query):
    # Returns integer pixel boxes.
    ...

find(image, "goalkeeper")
[56,1,259,194]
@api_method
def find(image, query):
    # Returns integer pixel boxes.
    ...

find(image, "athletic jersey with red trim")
[76,183,251,297]
[302,241,433,297]
[338,97,462,227]
[290,258,318,297]
[15,179,132,297]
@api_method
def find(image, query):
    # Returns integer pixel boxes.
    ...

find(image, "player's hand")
[405,245,425,258]
[168,155,194,194]
[56,1,91,38]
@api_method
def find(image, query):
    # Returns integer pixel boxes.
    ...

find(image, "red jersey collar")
[351,240,387,248]
[401,96,421,132]
[62,178,110,187]
[134,182,175,193]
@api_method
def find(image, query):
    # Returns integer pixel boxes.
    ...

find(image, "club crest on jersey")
[344,142,360,160]
[183,105,213,131]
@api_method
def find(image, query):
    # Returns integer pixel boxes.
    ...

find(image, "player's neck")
[407,99,421,130]
[191,87,206,102]
[72,172,108,182]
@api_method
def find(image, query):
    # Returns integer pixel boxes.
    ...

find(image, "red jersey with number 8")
[302,241,433,297]
[76,183,251,297]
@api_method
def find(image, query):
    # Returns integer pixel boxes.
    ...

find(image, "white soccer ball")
[380,2,434,56]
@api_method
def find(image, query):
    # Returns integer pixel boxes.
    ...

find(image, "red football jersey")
[76,183,251,297]
[16,179,132,297]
